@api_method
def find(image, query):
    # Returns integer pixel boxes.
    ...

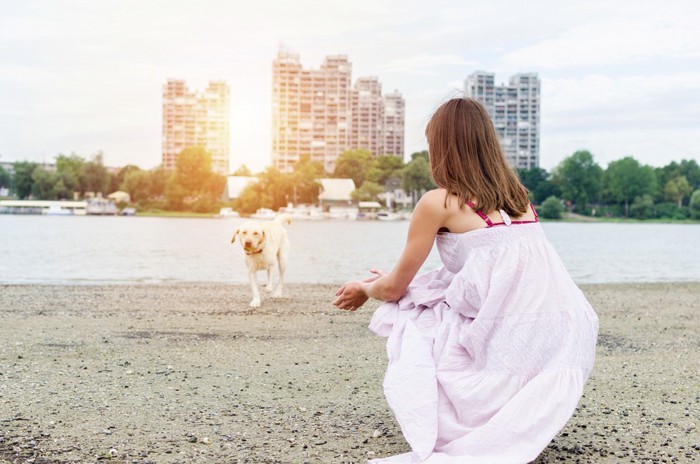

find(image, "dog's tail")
[274,213,292,226]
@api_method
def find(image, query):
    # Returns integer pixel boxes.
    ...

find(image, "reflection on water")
[1,215,699,284]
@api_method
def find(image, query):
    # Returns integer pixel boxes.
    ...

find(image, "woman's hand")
[333,281,369,312]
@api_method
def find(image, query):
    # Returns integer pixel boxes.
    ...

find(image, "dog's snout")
[244,240,253,247]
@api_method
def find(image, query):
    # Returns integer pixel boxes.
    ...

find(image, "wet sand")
[0,283,698,463]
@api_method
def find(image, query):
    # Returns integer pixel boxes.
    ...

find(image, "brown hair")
[425,97,530,216]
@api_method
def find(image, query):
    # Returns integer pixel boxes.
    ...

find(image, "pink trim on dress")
[467,201,539,228]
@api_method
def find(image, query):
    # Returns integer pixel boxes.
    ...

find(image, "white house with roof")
[318,178,356,208]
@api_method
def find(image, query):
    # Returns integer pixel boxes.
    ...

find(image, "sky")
[1,0,699,173]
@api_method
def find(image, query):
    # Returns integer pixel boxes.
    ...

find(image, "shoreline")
[1,282,699,463]
[3,210,700,224]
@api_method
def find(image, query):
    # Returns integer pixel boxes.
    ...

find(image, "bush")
[690,190,700,219]
[655,202,689,220]
[598,204,625,218]
[540,196,565,219]
[630,194,655,219]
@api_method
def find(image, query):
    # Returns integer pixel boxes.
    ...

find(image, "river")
[1,215,699,285]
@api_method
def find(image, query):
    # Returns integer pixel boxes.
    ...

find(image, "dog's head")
[231,221,266,255]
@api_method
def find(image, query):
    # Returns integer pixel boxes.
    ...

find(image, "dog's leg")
[249,271,261,308]
[272,250,287,298]
[264,266,274,292]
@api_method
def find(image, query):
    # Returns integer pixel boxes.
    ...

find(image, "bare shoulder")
[416,188,448,208]
[411,189,450,226]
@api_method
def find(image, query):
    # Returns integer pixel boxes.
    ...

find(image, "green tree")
[664,176,692,207]
[257,166,293,210]
[167,147,225,212]
[55,153,85,195]
[690,190,700,219]
[540,196,565,219]
[0,165,11,191]
[174,147,214,192]
[351,181,384,202]
[679,159,700,191]
[109,164,141,194]
[410,150,429,162]
[653,159,700,202]
[120,169,151,203]
[234,166,294,214]
[333,149,373,187]
[31,166,70,200]
[290,155,323,205]
[366,154,404,186]
[517,167,561,204]
[630,194,655,219]
[552,150,602,212]
[604,156,657,216]
[12,161,39,199]
[164,175,186,211]
[402,153,437,206]
[82,152,111,195]
[149,167,168,199]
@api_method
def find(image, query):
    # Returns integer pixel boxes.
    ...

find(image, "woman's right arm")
[361,190,447,301]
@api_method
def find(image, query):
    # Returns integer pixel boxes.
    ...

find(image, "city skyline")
[1,1,698,173]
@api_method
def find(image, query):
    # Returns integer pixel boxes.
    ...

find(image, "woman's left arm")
[333,191,445,310]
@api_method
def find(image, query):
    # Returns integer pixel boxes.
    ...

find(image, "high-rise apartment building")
[351,77,384,157]
[272,50,404,173]
[465,71,540,169]
[162,79,230,175]
[383,91,405,160]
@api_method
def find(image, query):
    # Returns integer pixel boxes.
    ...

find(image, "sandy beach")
[0,282,698,464]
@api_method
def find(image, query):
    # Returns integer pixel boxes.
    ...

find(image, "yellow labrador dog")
[231,214,291,308]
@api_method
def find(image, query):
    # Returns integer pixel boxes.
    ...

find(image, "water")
[1,215,699,285]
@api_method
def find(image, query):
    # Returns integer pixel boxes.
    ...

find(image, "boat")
[377,211,402,221]
[280,204,325,220]
[0,200,87,215]
[250,208,277,220]
[86,197,118,215]
[45,205,73,216]
[328,206,359,220]
[216,207,240,218]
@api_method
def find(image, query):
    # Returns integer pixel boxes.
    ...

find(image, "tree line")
[1,147,699,219]
[519,150,700,220]
[233,150,435,214]
[0,147,225,213]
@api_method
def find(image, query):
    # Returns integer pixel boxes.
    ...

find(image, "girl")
[333,97,599,464]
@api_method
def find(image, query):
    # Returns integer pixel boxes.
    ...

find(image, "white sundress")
[368,207,599,464]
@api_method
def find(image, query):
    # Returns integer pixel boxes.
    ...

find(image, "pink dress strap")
[466,200,540,228]
[466,200,494,227]
[530,203,539,220]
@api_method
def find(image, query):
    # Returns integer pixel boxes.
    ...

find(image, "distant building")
[272,49,405,174]
[382,91,405,160]
[162,79,230,175]
[465,71,540,169]
[379,177,412,210]
[351,77,384,157]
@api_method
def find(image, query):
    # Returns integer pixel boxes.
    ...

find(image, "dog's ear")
[231,229,239,243]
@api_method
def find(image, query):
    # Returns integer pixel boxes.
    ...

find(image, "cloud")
[542,71,700,129]
[381,54,476,75]
[539,71,700,168]
[500,4,700,69]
